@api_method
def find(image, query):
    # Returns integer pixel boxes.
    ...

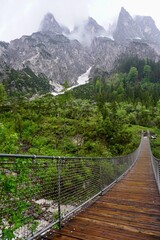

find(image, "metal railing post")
[158,161,160,193]
[57,157,61,229]
[99,159,103,195]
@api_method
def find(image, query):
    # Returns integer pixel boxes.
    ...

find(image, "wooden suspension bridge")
[40,136,160,240]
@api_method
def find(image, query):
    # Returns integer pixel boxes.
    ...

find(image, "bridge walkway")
[41,137,160,240]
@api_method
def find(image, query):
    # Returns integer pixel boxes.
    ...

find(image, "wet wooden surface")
[41,137,160,240]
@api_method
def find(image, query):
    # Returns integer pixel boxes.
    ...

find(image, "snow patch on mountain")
[77,66,92,85]
[52,66,92,96]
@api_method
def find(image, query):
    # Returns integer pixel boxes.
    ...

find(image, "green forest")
[1,56,160,240]
[0,56,160,158]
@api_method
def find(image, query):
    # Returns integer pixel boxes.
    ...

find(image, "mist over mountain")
[39,13,71,36]
[1,7,160,96]
[69,17,108,46]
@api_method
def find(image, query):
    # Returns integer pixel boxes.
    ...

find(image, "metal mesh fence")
[151,155,160,194]
[0,146,141,240]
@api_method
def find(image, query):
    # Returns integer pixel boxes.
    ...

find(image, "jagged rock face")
[90,37,159,75]
[113,7,160,48]
[1,13,94,87]
[4,32,93,86]
[0,41,9,57]
[113,7,144,43]
[39,13,63,34]
[124,41,159,62]
[70,17,107,46]
[1,10,160,95]
[90,37,125,73]
[135,16,160,43]
[39,13,70,36]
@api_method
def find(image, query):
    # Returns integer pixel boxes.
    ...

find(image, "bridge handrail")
[146,129,160,194]
[0,138,142,240]
[150,154,160,193]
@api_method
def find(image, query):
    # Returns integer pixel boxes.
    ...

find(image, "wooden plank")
[40,138,160,240]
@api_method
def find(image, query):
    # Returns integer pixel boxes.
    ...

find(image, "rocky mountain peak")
[119,7,132,19]
[86,17,107,36]
[1,8,160,96]
[39,12,63,34]
[135,15,160,43]
[113,7,144,42]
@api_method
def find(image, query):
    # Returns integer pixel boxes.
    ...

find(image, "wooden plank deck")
[41,137,160,240]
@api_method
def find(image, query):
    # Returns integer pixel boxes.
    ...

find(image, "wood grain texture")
[41,138,160,240]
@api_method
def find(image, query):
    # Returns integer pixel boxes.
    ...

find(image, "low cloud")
[0,0,93,42]
[0,0,160,42]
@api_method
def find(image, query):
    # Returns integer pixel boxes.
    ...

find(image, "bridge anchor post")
[57,157,61,229]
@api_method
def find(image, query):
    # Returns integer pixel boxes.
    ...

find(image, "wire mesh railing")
[0,143,141,240]
[147,129,160,194]
[151,155,160,194]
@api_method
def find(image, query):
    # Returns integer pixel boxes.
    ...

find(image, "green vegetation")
[0,94,140,158]
[0,66,51,98]
[1,56,160,239]
[1,56,160,157]
[71,57,160,157]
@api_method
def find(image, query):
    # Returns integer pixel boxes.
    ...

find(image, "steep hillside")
[1,8,160,96]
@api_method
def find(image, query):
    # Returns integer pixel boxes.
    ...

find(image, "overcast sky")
[1,0,160,42]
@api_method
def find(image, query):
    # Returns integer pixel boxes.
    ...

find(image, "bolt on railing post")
[57,157,61,229]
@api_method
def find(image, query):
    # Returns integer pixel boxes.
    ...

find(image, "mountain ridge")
[1,7,160,96]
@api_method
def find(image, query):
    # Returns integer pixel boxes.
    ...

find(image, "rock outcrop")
[1,8,160,95]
